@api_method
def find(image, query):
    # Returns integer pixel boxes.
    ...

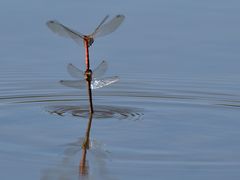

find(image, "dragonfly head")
[85,69,92,81]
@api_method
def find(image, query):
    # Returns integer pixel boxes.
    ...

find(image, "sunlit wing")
[59,76,119,89]
[67,63,85,79]
[91,15,125,38]
[91,76,119,89]
[92,60,108,78]
[46,20,85,45]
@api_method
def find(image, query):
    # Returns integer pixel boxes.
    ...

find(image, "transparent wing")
[91,15,125,38]
[67,63,85,79]
[92,60,108,78]
[60,76,119,89]
[91,76,119,89]
[92,15,109,35]
[46,20,85,45]
[59,80,86,89]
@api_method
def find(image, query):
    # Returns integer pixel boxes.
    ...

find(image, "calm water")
[1,0,240,179]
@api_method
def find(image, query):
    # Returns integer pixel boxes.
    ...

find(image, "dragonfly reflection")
[60,60,119,89]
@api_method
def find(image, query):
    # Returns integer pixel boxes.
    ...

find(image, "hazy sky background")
[1,0,240,79]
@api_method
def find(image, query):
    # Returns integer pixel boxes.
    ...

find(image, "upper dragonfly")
[46,15,125,47]
[60,60,119,89]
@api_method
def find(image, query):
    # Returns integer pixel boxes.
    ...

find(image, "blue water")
[1,0,240,179]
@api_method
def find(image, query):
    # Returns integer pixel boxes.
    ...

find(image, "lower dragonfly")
[60,60,119,90]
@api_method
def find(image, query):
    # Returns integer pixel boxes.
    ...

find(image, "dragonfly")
[46,14,125,47]
[46,15,124,113]
[60,60,119,89]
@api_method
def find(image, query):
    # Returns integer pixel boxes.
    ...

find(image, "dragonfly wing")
[60,80,86,89]
[60,76,119,89]
[91,15,125,38]
[67,63,85,79]
[91,76,119,89]
[92,60,108,78]
[92,15,109,35]
[46,20,85,45]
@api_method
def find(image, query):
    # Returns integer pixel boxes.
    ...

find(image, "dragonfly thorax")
[84,36,94,47]
[85,69,92,81]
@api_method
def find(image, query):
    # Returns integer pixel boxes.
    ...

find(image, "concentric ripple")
[46,105,144,120]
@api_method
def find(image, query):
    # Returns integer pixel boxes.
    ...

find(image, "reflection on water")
[80,112,93,176]
[1,74,240,179]
[41,137,112,180]
[41,112,115,180]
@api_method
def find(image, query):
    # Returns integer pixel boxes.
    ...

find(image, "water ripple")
[46,105,143,120]
[1,76,240,115]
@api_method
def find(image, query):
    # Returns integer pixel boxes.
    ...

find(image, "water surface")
[1,0,240,179]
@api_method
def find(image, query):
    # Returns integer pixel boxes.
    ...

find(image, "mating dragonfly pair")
[47,15,125,89]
